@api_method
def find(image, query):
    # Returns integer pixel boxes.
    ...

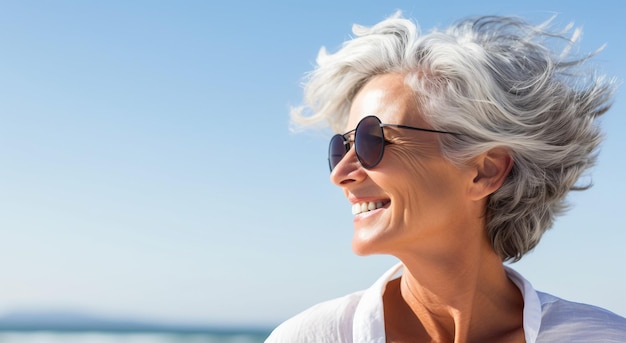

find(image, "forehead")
[346,73,425,131]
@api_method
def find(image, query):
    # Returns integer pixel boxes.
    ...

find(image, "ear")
[469,147,513,200]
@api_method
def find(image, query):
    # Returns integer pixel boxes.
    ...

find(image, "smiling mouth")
[352,201,389,215]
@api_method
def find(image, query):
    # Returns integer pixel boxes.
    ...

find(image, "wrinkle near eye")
[386,135,442,160]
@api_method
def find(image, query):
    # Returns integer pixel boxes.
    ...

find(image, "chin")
[351,238,386,256]
[351,221,398,256]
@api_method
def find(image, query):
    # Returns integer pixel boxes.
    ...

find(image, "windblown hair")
[292,13,617,261]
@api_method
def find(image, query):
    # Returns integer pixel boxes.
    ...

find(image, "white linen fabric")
[266,263,626,342]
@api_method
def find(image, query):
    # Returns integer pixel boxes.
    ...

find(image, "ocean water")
[0,331,269,343]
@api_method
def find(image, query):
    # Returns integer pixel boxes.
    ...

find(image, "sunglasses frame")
[328,115,461,171]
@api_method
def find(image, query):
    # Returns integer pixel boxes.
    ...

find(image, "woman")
[267,13,626,342]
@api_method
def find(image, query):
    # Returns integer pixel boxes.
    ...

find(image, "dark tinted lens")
[355,116,384,168]
[328,134,348,171]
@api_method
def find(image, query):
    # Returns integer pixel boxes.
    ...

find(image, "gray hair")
[292,13,617,261]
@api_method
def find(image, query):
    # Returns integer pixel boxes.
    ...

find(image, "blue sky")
[0,0,625,328]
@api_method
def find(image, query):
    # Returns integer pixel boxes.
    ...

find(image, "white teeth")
[352,201,385,215]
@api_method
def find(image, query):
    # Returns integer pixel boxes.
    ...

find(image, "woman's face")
[331,73,480,258]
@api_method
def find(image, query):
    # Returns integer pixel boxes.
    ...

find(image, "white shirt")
[266,263,626,342]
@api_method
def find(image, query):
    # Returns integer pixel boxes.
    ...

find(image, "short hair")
[291,13,617,261]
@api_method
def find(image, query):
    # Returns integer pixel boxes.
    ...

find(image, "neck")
[384,235,524,342]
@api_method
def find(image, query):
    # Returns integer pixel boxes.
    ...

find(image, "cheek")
[387,147,466,204]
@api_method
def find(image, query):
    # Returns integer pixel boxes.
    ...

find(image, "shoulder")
[537,292,626,342]
[265,291,364,343]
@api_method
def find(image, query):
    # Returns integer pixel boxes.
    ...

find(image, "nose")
[330,147,366,187]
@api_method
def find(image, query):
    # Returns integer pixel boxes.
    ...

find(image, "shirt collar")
[353,263,542,343]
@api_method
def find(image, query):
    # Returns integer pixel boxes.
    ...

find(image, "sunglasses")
[328,115,461,171]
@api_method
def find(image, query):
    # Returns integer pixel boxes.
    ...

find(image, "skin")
[330,73,524,343]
